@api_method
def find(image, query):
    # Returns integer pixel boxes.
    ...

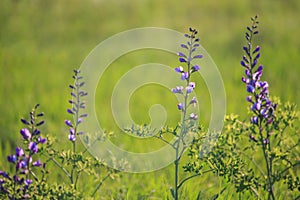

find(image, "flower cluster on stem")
[241,15,277,200]
[170,28,202,200]
[0,104,47,199]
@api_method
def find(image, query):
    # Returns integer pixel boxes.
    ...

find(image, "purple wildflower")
[16,147,24,157]
[20,128,31,140]
[28,142,38,154]
[177,103,183,111]
[7,155,17,163]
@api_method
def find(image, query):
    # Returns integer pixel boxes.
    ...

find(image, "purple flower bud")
[65,120,73,127]
[186,86,194,94]
[24,179,33,186]
[32,160,42,167]
[80,113,88,118]
[246,96,253,102]
[77,118,82,124]
[254,102,261,110]
[32,129,40,136]
[16,147,24,157]
[247,85,255,93]
[250,116,258,124]
[177,52,186,58]
[21,119,30,125]
[240,61,248,68]
[28,142,38,154]
[36,120,44,126]
[180,44,188,49]
[181,72,189,80]
[20,128,31,140]
[67,109,74,115]
[38,136,47,144]
[70,128,75,135]
[175,66,184,73]
[17,160,27,170]
[189,113,198,120]
[252,59,258,67]
[179,58,186,63]
[7,155,17,163]
[245,69,251,77]
[193,55,203,59]
[192,65,200,72]
[253,46,260,54]
[68,134,76,142]
[177,103,183,111]
[171,86,184,94]
[78,131,84,135]
[0,171,9,179]
[189,97,197,105]
[189,82,196,89]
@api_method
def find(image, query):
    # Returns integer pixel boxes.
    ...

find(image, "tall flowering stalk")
[170,28,202,200]
[0,104,47,199]
[65,69,88,188]
[241,15,277,199]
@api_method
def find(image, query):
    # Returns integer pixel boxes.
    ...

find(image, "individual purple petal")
[181,72,189,80]
[21,119,30,125]
[7,155,17,163]
[253,46,260,54]
[69,128,75,135]
[36,120,45,126]
[67,109,74,115]
[247,85,255,93]
[33,128,40,135]
[250,116,258,125]
[192,65,200,72]
[177,52,186,58]
[186,86,194,94]
[189,113,198,120]
[179,58,187,63]
[180,44,188,49]
[65,120,73,127]
[16,147,24,157]
[175,66,184,73]
[32,160,42,167]
[240,61,248,68]
[177,103,183,111]
[80,114,88,118]
[77,118,82,124]
[68,134,76,142]
[20,128,31,140]
[0,171,9,179]
[28,142,38,154]
[38,136,47,144]
[24,179,33,186]
[246,96,253,103]
[189,82,195,88]
[193,55,203,59]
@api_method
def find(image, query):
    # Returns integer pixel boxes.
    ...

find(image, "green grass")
[0,0,299,198]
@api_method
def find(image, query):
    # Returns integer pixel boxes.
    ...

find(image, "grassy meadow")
[0,0,299,199]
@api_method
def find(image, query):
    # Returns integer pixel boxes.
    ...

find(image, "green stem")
[91,171,112,197]
[258,122,275,200]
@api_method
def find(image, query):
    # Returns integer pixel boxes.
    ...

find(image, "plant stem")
[91,171,112,197]
[258,122,275,200]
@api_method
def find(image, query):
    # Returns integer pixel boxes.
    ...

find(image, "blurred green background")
[0,0,299,198]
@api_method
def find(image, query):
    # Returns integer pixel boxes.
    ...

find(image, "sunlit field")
[0,0,299,199]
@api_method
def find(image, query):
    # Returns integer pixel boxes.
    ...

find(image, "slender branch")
[250,186,262,200]
[91,172,112,197]
[42,153,71,179]
[177,169,214,189]
[153,135,176,149]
